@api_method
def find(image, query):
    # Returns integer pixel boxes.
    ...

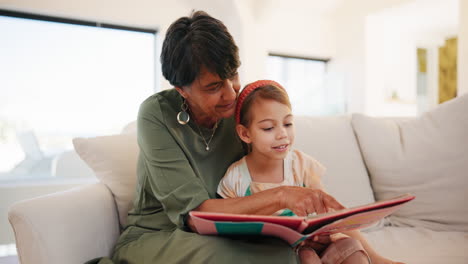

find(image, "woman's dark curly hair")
[161,10,240,87]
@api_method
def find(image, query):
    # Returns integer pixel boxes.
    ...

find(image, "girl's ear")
[236,124,252,144]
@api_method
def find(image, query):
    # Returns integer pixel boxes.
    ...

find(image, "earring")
[177,98,190,125]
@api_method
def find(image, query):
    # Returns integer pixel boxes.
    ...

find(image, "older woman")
[101,11,344,264]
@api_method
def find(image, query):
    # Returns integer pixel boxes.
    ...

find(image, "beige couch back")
[294,116,375,207]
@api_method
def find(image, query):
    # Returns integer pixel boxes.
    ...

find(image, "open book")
[190,194,415,247]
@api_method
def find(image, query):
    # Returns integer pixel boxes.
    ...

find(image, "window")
[0,10,157,182]
[266,53,346,116]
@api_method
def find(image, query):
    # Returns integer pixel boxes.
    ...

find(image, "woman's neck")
[245,152,284,184]
[193,115,217,128]
[187,102,217,128]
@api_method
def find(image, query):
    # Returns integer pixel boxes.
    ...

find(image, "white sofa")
[8,94,468,264]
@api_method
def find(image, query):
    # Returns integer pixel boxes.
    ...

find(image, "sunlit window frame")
[0,9,157,39]
[268,52,330,65]
[267,53,346,116]
[0,8,159,98]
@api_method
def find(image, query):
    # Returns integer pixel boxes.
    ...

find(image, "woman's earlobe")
[175,87,187,99]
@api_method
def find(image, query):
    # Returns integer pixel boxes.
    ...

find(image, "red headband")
[235,80,285,124]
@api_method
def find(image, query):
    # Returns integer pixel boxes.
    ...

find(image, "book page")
[299,193,415,234]
[308,204,407,236]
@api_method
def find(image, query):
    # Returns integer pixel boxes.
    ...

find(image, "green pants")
[106,226,299,264]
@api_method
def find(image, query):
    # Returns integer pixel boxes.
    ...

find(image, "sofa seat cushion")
[363,226,468,264]
[352,94,468,232]
[294,116,375,208]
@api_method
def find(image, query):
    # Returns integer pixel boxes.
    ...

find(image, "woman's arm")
[188,186,344,232]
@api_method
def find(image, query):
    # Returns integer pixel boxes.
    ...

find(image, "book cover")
[189,193,415,247]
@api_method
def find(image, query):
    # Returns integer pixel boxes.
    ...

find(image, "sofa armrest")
[8,183,120,264]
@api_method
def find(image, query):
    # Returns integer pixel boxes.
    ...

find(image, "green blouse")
[126,88,244,231]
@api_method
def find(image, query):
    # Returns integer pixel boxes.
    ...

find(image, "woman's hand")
[280,186,345,216]
[297,235,332,256]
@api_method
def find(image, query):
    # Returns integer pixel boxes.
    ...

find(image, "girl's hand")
[281,186,345,216]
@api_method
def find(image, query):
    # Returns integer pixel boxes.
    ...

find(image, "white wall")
[459,0,468,95]
[222,0,337,86]
[328,0,465,115]
[364,0,459,116]
[327,0,415,114]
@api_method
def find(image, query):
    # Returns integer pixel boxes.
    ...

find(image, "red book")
[190,194,415,247]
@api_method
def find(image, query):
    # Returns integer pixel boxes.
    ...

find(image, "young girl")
[217,80,404,264]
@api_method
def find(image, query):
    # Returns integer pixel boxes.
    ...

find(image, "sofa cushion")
[352,94,468,232]
[73,133,138,227]
[363,226,468,264]
[294,116,375,208]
